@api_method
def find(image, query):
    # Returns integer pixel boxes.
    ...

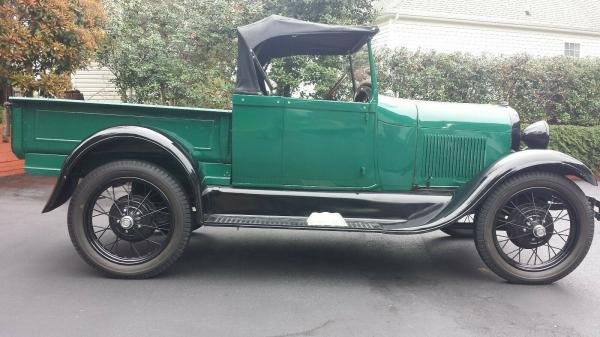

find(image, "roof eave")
[377,12,600,37]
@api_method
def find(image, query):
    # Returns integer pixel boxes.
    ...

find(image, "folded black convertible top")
[235,15,379,95]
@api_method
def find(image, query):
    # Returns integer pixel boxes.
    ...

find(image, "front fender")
[384,149,597,233]
[42,126,203,221]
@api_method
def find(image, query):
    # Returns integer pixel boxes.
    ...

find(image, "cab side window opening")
[267,44,372,102]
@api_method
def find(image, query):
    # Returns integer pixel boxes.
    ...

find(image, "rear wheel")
[474,172,594,284]
[68,160,191,278]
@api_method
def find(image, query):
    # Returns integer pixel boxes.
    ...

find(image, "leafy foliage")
[377,48,600,126]
[549,125,600,174]
[264,0,376,98]
[97,0,263,108]
[0,0,105,97]
[98,0,376,107]
[262,0,375,25]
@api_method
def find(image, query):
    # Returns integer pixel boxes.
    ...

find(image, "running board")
[203,214,396,233]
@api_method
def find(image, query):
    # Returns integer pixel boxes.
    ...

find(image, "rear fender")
[42,126,203,223]
[383,150,597,233]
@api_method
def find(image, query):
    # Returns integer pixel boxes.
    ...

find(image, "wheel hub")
[108,195,157,242]
[532,224,547,238]
[120,215,135,230]
[506,204,554,249]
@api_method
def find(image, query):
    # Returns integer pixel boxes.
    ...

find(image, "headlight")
[522,121,550,149]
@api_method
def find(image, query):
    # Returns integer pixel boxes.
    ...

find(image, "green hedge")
[377,49,600,126]
[549,125,600,174]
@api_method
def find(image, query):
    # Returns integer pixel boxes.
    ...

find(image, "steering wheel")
[354,82,372,102]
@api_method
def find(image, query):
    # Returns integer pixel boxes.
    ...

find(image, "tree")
[263,0,377,98]
[0,0,106,97]
[99,0,377,107]
[263,0,375,25]
[97,0,263,108]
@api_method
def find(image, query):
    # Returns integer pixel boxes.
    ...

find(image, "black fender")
[42,126,203,222]
[384,149,597,233]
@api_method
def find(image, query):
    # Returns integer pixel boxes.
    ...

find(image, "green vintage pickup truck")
[6,15,599,283]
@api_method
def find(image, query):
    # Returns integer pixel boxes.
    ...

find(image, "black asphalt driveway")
[1,175,599,337]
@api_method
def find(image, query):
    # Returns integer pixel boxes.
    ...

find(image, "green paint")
[24,153,67,176]
[10,97,231,164]
[368,41,379,106]
[199,162,231,186]
[231,94,377,190]
[376,121,417,190]
[9,45,516,192]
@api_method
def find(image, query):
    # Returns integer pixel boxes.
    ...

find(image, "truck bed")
[8,98,232,185]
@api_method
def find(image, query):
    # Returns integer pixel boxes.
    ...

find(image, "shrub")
[549,125,600,174]
[377,49,600,126]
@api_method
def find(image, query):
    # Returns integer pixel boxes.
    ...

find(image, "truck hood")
[377,95,518,133]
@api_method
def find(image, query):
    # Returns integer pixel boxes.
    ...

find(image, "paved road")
[1,175,599,337]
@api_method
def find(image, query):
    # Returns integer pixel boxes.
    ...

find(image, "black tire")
[474,172,594,284]
[191,221,202,232]
[441,214,475,238]
[68,160,191,278]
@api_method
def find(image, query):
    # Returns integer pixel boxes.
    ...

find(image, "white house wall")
[374,18,600,57]
[71,62,121,102]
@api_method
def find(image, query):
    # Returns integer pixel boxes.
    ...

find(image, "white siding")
[71,62,121,102]
[374,18,600,57]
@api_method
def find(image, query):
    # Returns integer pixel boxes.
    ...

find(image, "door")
[232,94,376,190]
[282,97,376,189]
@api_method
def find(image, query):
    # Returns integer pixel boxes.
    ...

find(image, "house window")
[564,42,580,57]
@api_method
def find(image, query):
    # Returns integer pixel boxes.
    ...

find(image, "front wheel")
[475,172,594,284]
[68,160,192,278]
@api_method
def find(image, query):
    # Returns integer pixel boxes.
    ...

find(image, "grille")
[420,134,486,179]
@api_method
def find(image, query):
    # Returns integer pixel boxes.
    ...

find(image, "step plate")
[204,214,384,232]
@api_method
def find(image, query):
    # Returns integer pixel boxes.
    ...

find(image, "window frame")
[564,42,581,57]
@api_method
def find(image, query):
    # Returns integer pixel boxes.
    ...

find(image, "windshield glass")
[268,43,371,101]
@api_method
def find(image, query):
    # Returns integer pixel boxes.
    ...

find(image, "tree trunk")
[159,83,166,105]
[0,81,12,103]
[1,81,13,142]
[283,84,291,97]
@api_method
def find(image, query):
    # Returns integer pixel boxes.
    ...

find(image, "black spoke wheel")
[86,178,172,265]
[441,214,475,238]
[493,188,574,270]
[475,172,594,284]
[68,160,191,278]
